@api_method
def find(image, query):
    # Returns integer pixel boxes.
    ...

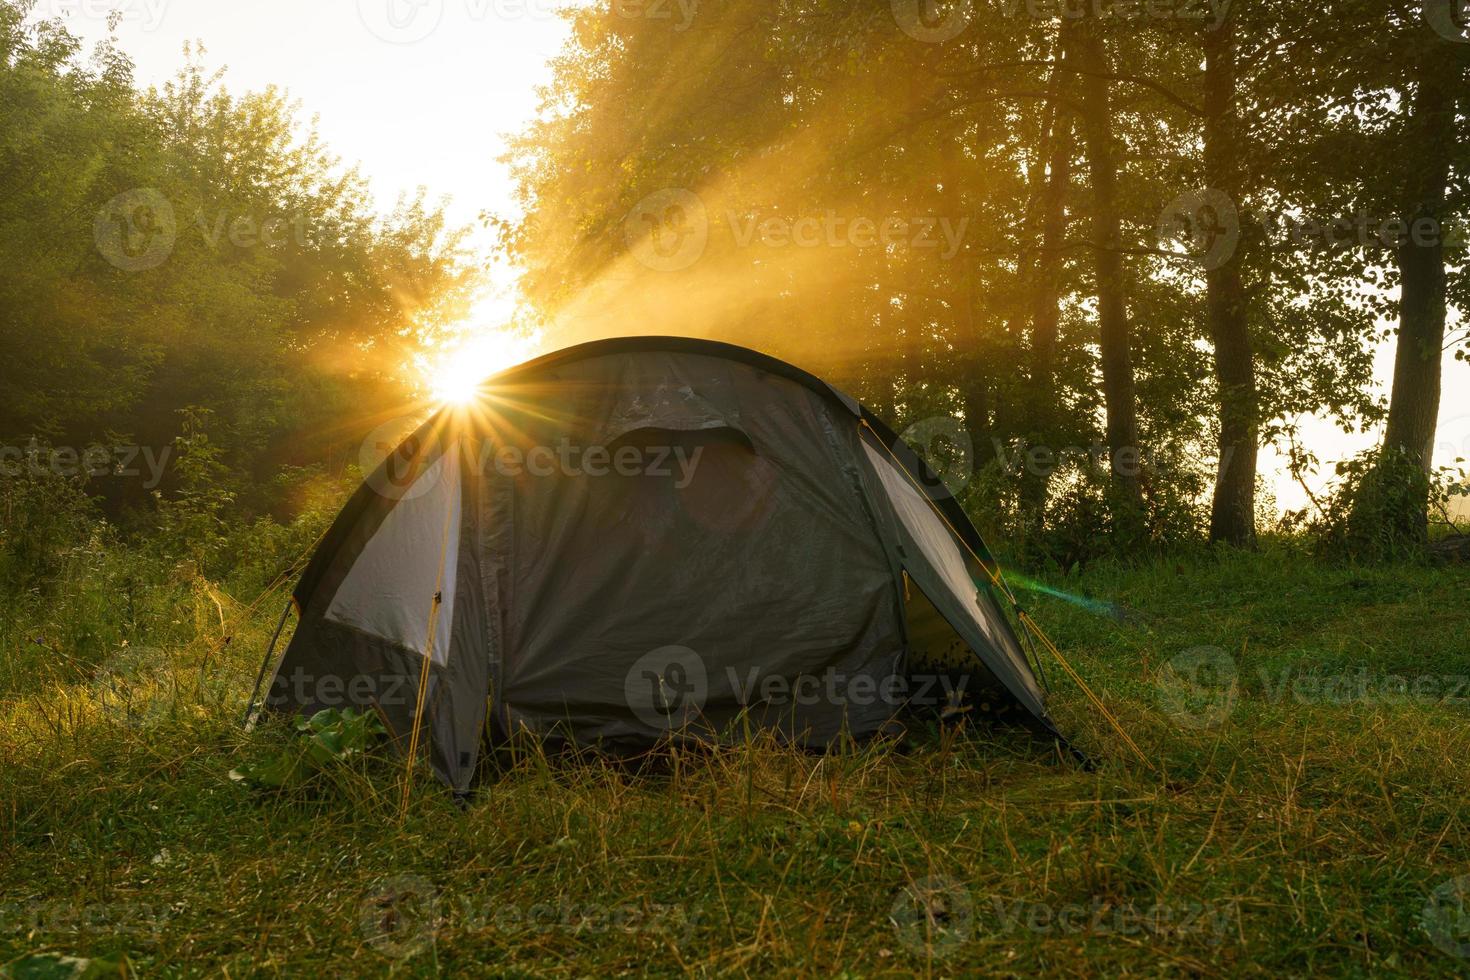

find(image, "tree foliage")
[0,3,481,520]
[503,0,1468,558]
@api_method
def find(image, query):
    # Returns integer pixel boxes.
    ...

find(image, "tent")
[259,337,1070,789]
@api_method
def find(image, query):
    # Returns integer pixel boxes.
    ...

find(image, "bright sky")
[46,0,569,229]
[1261,341,1468,516]
[30,0,1470,517]
[43,0,573,351]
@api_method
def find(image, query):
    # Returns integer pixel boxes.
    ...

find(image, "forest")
[1,0,1469,975]
[501,0,1469,560]
[3,1,1467,572]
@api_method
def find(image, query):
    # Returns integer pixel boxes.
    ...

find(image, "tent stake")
[242,600,294,729]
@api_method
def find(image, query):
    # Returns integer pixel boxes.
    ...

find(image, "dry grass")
[1,548,1468,976]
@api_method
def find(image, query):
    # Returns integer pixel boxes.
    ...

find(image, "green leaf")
[1,953,128,979]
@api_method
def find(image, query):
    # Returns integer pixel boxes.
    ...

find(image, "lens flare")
[1004,572,1126,622]
[421,329,539,405]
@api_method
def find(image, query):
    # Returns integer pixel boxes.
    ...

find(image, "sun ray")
[417,291,542,406]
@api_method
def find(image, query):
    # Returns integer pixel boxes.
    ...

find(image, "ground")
[1,548,1468,977]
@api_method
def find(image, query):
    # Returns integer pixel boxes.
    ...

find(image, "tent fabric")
[266,337,1061,787]
[485,352,905,749]
[268,424,488,789]
[858,440,1046,720]
[324,446,462,664]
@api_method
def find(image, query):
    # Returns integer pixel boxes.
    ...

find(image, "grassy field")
[2,547,1468,977]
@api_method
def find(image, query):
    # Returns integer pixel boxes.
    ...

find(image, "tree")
[1201,9,1258,547]
[0,5,482,519]
[1066,16,1146,515]
[1322,0,1470,552]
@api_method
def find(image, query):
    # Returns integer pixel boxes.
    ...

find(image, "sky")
[29,0,1470,516]
[44,0,570,228]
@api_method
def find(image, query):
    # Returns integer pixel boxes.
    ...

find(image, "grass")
[1,546,1468,976]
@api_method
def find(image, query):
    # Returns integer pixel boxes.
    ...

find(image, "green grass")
[2,547,1468,977]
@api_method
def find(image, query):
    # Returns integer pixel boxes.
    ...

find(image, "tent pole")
[1014,608,1053,693]
[242,600,294,729]
[400,444,461,820]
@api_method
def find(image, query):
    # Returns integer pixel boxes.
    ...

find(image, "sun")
[423,326,540,406]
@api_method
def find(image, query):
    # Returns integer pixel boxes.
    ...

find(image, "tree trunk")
[1029,119,1073,405]
[1069,21,1145,512]
[1383,67,1453,473]
[1020,103,1075,519]
[938,133,990,452]
[1371,56,1456,544]
[1204,14,1259,548]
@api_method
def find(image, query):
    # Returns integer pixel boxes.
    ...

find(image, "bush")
[1314,447,1461,561]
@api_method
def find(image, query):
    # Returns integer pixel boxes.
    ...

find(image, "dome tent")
[257,337,1073,790]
